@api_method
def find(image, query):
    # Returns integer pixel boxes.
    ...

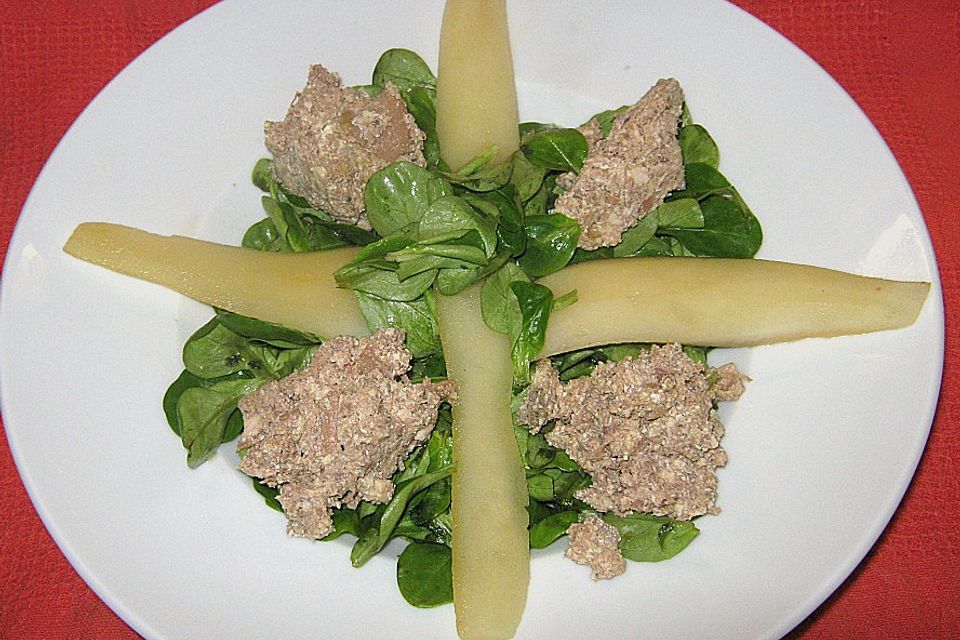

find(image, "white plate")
[0,1,944,639]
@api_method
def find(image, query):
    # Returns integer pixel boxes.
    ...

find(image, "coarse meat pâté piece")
[236,329,455,540]
[553,78,686,250]
[518,343,747,521]
[264,64,426,229]
[565,514,626,580]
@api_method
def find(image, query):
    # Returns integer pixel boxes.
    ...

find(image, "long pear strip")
[436,0,520,170]
[435,285,529,640]
[63,222,368,339]
[538,257,930,356]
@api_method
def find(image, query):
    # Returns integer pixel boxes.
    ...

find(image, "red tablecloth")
[1,1,957,638]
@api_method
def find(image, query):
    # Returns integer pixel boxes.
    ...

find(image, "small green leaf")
[679,124,719,168]
[372,48,436,95]
[242,217,289,252]
[319,507,363,541]
[520,128,589,172]
[602,513,700,562]
[517,213,580,277]
[214,309,322,347]
[251,158,274,192]
[464,186,526,257]
[162,369,207,436]
[433,265,482,295]
[656,198,704,230]
[631,235,676,257]
[522,172,557,219]
[439,145,515,193]
[679,101,693,128]
[396,542,453,608]
[518,121,552,137]
[510,281,553,385]
[179,381,258,468]
[526,473,555,501]
[352,267,438,302]
[409,477,451,525]
[364,162,454,239]
[480,261,529,335]
[524,432,556,469]
[661,194,762,257]
[404,86,443,170]
[251,478,283,513]
[529,510,580,549]
[350,467,453,567]
[182,319,253,379]
[355,291,442,358]
[552,289,578,311]
[509,150,547,202]
[419,195,498,256]
[222,408,244,443]
[672,162,731,200]
[613,210,660,257]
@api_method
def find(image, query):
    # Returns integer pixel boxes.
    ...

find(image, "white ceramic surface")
[0,1,943,639]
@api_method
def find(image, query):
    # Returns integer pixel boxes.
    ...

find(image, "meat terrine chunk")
[554,78,686,250]
[237,328,454,540]
[264,64,426,229]
[518,343,746,521]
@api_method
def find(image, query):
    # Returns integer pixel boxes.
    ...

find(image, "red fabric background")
[1,1,957,638]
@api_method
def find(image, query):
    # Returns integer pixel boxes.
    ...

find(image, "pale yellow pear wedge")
[64,224,930,352]
[63,222,367,339]
[436,0,520,170]
[435,285,529,640]
[537,257,930,356]
[435,2,530,638]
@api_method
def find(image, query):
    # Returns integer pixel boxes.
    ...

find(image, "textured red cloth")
[1,1,957,638]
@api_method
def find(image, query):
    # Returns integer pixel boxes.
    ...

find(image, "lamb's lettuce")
[520,128,589,172]
[397,542,454,607]
[164,312,321,468]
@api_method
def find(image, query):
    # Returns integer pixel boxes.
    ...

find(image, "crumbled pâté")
[553,78,686,250]
[519,343,746,522]
[565,514,627,580]
[237,329,454,540]
[264,64,426,229]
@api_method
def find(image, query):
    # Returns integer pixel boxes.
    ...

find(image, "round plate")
[0,1,943,639]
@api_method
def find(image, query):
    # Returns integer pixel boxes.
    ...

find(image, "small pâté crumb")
[565,514,627,580]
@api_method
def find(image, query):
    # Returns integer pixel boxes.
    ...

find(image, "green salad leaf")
[365,161,454,239]
[355,291,442,358]
[397,542,454,607]
[517,213,580,276]
[528,510,580,549]
[602,513,700,562]
[165,313,320,468]
[584,105,629,137]
[509,281,553,386]
[350,467,454,567]
[372,48,436,97]
[678,123,719,168]
[520,128,589,172]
